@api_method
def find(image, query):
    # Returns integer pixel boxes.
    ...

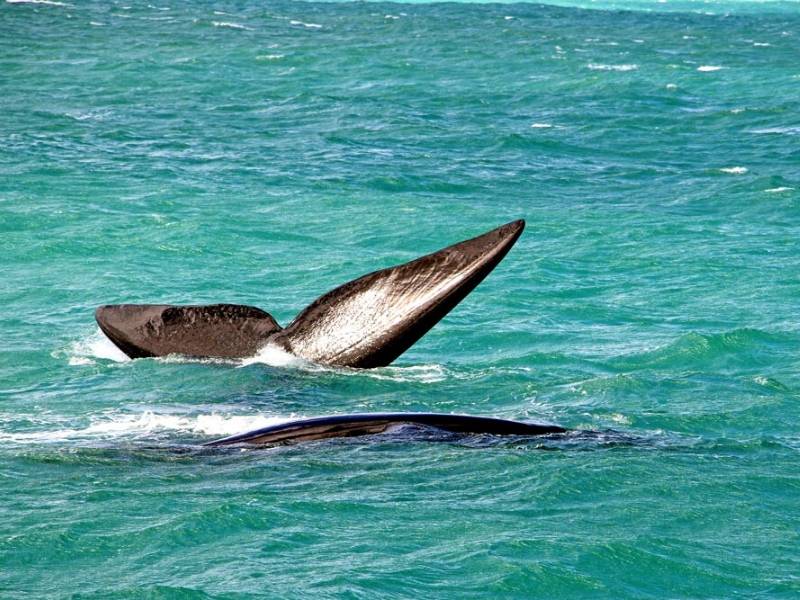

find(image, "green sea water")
[2,0,800,597]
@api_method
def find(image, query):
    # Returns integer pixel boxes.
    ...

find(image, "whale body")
[204,413,567,447]
[96,220,525,368]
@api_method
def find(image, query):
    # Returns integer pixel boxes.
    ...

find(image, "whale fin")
[204,412,566,447]
[95,303,281,359]
[269,219,525,368]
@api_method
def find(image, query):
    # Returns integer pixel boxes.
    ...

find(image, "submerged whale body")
[204,413,567,447]
[96,220,525,368]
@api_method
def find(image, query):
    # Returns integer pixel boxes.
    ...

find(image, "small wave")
[749,126,800,136]
[718,166,748,174]
[765,186,794,193]
[697,65,724,72]
[530,123,554,129]
[357,364,449,384]
[256,54,285,61]
[0,411,292,445]
[6,0,71,5]
[290,20,322,28]
[587,63,638,71]
[212,21,252,31]
[609,329,786,372]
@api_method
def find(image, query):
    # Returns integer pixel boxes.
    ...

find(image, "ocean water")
[2,0,799,596]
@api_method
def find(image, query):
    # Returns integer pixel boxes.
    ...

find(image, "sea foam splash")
[241,343,449,383]
[212,21,252,31]
[587,63,638,71]
[61,329,131,365]
[6,0,72,6]
[0,411,293,444]
[67,331,450,383]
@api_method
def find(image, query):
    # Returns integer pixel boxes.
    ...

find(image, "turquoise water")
[2,0,800,596]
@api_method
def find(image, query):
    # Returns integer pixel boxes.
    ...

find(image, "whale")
[96,219,525,368]
[204,413,567,447]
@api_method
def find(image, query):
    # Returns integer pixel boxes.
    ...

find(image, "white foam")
[666,83,678,90]
[67,330,449,382]
[361,364,448,384]
[765,187,794,193]
[256,54,285,61]
[6,0,71,5]
[61,328,131,365]
[530,123,553,129]
[290,20,322,28]
[241,343,448,383]
[212,21,252,30]
[240,343,313,369]
[0,411,292,444]
[587,63,638,72]
[697,65,724,72]
[719,166,748,174]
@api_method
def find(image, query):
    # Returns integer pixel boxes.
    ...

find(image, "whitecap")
[697,65,724,72]
[666,83,678,90]
[765,187,794,193]
[356,364,449,384]
[213,21,252,31]
[530,123,553,129]
[719,166,748,174]
[6,0,71,5]
[290,20,322,28]
[256,54,285,61]
[587,63,638,72]
[609,413,631,425]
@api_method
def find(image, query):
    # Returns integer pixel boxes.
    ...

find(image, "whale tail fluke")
[95,220,525,367]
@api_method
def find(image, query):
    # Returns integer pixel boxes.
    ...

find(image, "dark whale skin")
[204,412,567,447]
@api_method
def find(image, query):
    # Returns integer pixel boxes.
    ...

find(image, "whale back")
[204,412,566,447]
